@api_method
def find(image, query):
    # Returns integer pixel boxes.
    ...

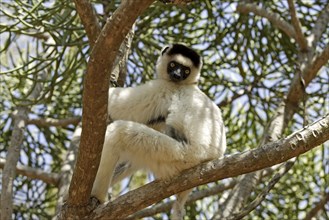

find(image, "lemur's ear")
[160,45,170,55]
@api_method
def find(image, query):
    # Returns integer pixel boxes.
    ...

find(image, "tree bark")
[1,107,28,220]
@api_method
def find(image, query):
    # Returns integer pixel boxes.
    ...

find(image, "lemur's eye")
[170,62,175,67]
[185,70,190,74]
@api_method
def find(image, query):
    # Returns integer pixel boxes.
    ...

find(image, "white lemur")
[91,44,226,219]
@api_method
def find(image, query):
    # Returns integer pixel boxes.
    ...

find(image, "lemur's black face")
[167,61,191,82]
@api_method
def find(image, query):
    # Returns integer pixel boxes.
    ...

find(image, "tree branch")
[286,3,329,119]
[91,115,329,219]
[0,158,60,186]
[73,0,101,48]
[127,180,237,219]
[1,72,45,219]
[129,165,279,219]
[287,0,308,51]
[60,1,154,218]
[1,107,28,219]
[287,44,329,107]
[26,117,81,127]
[236,3,296,40]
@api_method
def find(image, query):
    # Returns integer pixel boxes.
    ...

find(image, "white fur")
[91,45,226,219]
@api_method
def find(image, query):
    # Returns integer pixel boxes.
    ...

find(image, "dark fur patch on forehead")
[167,44,201,68]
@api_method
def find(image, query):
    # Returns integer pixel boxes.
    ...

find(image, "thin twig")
[287,0,308,51]
[27,117,81,127]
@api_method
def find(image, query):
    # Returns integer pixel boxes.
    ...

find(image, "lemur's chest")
[144,89,181,132]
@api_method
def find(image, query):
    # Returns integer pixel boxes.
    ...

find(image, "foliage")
[0,0,328,219]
